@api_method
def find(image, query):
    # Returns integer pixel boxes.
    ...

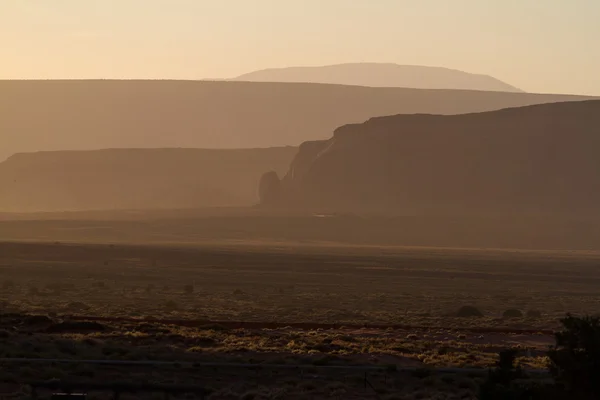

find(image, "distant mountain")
[0,80,592,161]
[267,100,600,217]
[233,63,523,92]
[0,147,296,212]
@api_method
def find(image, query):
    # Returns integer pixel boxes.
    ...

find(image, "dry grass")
[1,241,595,398]
[2,241,598,327]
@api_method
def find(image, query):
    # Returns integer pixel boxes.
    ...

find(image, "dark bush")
[503,309,524,319]
[2,280,15,290]
[411,368,433,379]
[526,310,542,318]
[164,300,179,310]
[46,282,76,294]
[456,305,484,318]
[548,314,600,398]
[93,281,106,289]
[479,314,600,400]
[47,321,107,333]
[24,315,54,326]
[64,301,91,312]
[477,349,548,399]
[198,323,229,332]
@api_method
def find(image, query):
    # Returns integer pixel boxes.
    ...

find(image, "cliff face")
[0,80,594,161]
[0,147,297,212]
[274,100,600,217]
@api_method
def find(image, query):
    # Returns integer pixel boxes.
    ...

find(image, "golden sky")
[1,0,598,95]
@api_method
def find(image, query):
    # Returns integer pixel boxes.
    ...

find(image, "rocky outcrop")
[271,100,600,217]
[258,171,281,205]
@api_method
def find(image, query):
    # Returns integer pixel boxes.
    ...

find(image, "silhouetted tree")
[479,314,600,400]
[548,314,600,399]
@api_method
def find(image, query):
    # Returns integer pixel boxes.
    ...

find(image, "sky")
[1,0,599,95]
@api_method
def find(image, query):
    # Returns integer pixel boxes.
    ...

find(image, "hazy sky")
[1,0,598,95]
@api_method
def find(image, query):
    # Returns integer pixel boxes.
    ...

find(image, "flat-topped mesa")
[268,100,600,217]
[0,147,297,212]
[233,63,524,93]
[0,80,594,161]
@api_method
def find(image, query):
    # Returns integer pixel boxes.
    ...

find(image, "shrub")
[93,281,106,289]
[312,354,338,366]
[2,280,15,290]
[456,306,484,318]
[46,282,75,293]
[411,368,433,379]
[198,323,229,332]
[478,349,530,399]
[526,310,542,318]
[47,321,107,333]
[46,283,61,294]
[503,309,524,319]
[441,374,456,385]
[24,315,53,326]
[164,300,179,310]
[64,301,91,312]
[479,314,600,400]
[548,314,600,398]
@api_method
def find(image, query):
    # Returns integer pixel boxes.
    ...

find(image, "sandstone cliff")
[272,100,600,217]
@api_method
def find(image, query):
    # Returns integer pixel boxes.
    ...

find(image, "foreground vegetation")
[2,241,598,328]
[1,313,599,399]
[2,241,600,398]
